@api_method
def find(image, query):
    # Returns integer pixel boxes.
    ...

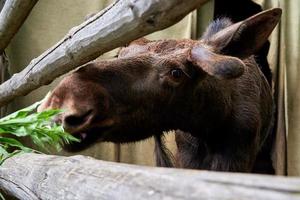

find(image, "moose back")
[38,8,282,173]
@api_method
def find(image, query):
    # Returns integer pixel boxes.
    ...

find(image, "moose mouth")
[63,126,113,152]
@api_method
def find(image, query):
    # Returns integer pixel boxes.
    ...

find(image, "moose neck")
[181,76,234,139]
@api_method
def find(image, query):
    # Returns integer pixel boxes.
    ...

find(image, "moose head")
[38,8,281,172]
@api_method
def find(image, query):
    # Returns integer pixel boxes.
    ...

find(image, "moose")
[38,8,282,173]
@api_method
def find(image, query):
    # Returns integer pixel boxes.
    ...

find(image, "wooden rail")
[0,153,299,200]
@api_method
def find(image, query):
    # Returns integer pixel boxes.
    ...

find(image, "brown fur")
[39,9,281,173]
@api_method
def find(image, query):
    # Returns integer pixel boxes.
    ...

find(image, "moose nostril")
[63,110,93,128]
[64,115,85,127]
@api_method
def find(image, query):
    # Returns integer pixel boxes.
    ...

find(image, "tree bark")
[0,0,209,107]
[0,0,38,52]
[0,153,299,200]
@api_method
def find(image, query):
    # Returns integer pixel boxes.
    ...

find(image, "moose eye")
[170,68,184,79]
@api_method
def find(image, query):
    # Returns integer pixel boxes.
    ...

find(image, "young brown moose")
[39,9,281,173]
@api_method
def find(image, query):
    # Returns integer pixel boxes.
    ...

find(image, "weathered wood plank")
[0,0,208,107]
[0,0,38,52]
[0,153,299,200]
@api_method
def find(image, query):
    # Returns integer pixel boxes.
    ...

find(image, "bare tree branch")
[0,0,38,52]
[0,0,208,107]
[0,153,299,200]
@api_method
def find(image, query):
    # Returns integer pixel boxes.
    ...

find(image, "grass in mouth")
[0,99,80,165]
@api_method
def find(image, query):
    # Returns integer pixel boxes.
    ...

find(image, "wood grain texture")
[0,153,299,200]
[0,0,38,52]
[0,0,208,107]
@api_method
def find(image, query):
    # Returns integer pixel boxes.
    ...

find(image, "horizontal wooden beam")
[0,153,299,200]
[0,0,38,52]
[0,0,208,107]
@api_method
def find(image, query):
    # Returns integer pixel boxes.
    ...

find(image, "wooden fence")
[0,0,299,200]
[0,153,299,200]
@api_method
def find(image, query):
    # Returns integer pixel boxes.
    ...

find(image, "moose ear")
[209,8,282,58]
[188,46,245,79]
